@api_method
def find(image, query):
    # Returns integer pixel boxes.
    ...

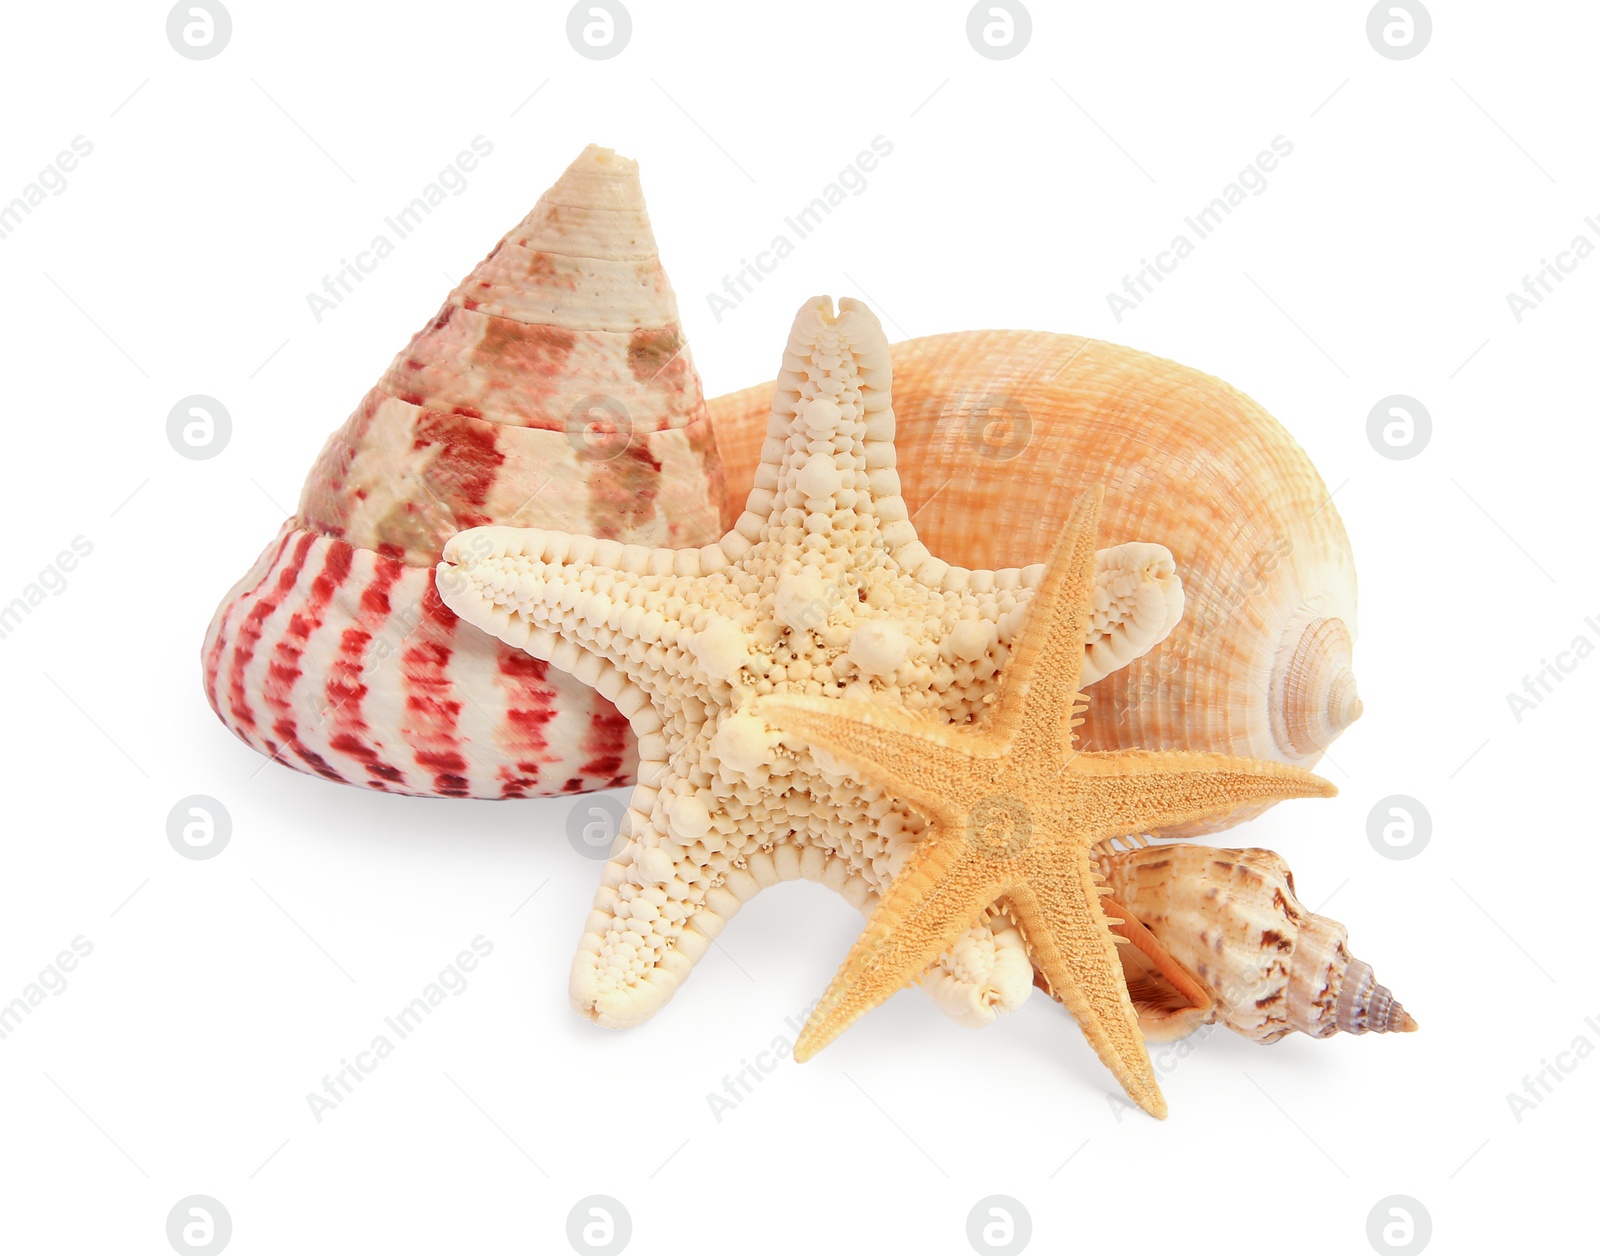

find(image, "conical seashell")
[1096,841,1417,1042]
[708,331,1359,834]
[202,146,723,797]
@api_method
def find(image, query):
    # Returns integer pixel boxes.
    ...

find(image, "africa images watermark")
[1106,135,1295,323]
[1504,213,1600,323]
[305,135,495,323]
[0,136,93,242]
[1505,1009,1600,1123]
[705,136,894,324]
[0,936,93,1042]
[0,536,94,643]
[305,935,493,1122]
[1105,1020,1222,1122]
[704,1000,818,1123]
[1504,612,1600,723]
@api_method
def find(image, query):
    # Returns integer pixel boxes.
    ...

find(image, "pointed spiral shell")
[1097,843,1415,1042]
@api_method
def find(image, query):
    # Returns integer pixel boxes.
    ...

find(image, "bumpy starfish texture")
[437,297,1186,1032]
[757,491,1337,1118]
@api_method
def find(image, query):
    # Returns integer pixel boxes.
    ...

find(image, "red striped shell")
[201,146,723,797]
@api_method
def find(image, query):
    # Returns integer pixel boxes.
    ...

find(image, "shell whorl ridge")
[1334,959,1415,1036]
[1098,843,1415,1042]
[709,331,1360,834]
[1272,613,1362,758]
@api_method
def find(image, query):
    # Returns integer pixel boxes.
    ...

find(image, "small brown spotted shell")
[1097,841,1416,1043]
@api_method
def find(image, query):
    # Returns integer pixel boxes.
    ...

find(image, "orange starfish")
[756,490,1336,1117]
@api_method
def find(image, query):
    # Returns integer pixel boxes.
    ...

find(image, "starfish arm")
[1011,847,1166,1118]
[754,693,997,816]
[987,491,1103,751]
[569,801,760,1028]
[939,542,1185,719]
[1079,541,1186,686]
[795,829,1001,1061]
[736,297,900,538]
[1072,749,1336,839]
[438,524,739,701]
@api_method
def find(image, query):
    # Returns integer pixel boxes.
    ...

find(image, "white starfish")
[438,297,1184,1029]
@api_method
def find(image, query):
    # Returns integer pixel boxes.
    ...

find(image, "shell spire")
[298,144,717,562]
[1336,958,1418,1035]
[201,145,725,798]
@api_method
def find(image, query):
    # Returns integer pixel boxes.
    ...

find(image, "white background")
[1,2,1594,1253]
